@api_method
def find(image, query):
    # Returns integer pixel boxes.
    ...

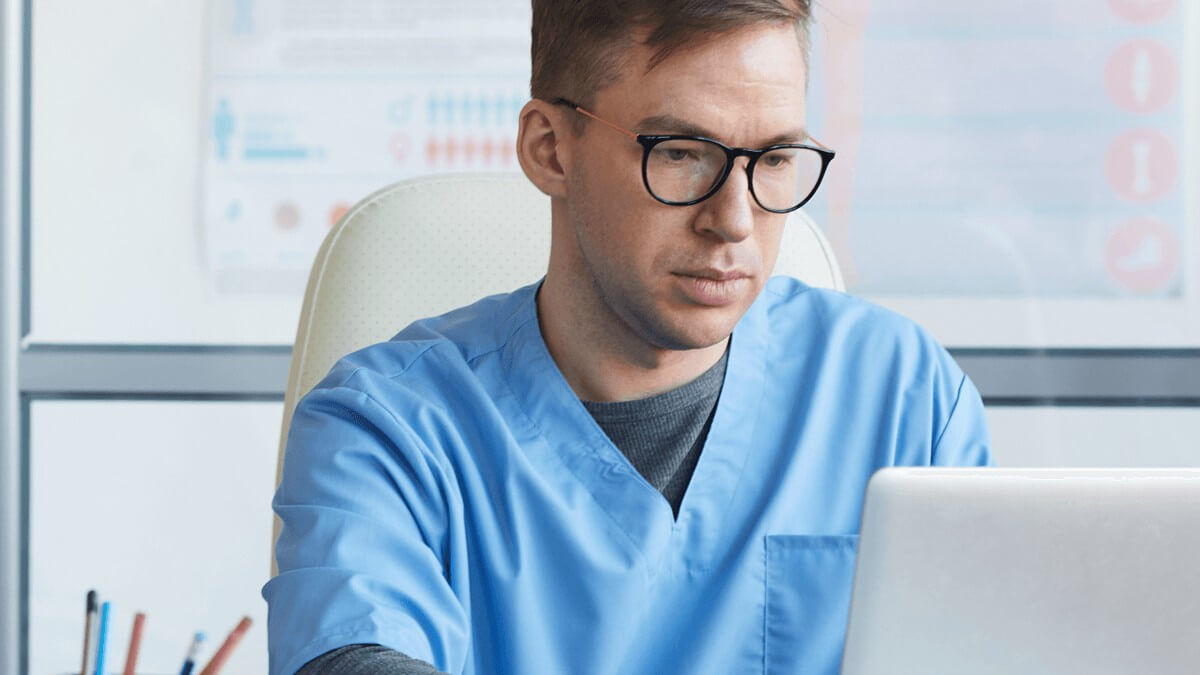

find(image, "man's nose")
[694,159,756,242]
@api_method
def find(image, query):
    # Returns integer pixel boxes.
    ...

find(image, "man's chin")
[649,309,743,352]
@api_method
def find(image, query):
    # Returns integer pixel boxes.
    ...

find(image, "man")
[265,1,991,673]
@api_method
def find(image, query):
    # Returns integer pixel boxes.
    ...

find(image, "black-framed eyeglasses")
[552,97,835,213]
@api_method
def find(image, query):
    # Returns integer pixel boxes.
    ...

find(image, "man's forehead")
[608,26,808,146]
[628,18,808,74]
[633,112,809,146]
[638,23,805,76]
[614,25,807,104]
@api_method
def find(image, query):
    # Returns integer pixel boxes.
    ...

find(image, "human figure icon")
[494,93,507,124]
[233,0,255,34]
[389,96,415,125]
[213,99,235,161]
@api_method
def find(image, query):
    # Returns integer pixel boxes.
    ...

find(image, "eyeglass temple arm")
[807,135,833,152]
[553,98,638,141]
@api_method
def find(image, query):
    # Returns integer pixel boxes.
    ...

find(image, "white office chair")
[271,172,844,571]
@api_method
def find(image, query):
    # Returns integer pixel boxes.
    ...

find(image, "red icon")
[1104,218,1179,293]
[274,202,300,231]
[388,133,410,163]
[425,138,438,165]
[1104,129,1177,203]
[1104,40,1178,114]
[328,202,350,229]
[1107,0,1176,24]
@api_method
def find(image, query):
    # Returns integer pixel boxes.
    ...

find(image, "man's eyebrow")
[635,114,716,137]
[634,114,810,146]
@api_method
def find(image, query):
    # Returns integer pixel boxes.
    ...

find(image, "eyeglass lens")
[645,139,824,210]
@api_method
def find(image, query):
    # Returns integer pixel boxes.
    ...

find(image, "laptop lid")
[840,468,1200,675]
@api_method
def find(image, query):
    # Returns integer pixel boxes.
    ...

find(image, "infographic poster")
[805,0,1191,299]
[202,0,531,292]
[202,0,1193,310]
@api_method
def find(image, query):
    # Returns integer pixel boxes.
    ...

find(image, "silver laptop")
[840,468,1200,675]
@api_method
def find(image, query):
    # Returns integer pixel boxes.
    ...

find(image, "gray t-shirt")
[581,347,727,516]
[297,351,728,674]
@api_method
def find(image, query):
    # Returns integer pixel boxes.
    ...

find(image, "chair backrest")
[271,172,844,571]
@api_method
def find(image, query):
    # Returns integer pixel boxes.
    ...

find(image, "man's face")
[561,23,808,353]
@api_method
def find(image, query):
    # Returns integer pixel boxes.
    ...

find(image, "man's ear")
[516,99,571,199]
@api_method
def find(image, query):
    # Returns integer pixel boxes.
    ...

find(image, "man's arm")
[931,372,992,467]
[265,377,470,675]
[298,644,448,675]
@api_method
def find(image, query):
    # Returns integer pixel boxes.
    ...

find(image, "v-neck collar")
[501,281,769,569]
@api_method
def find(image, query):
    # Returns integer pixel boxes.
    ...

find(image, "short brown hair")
[530,0,812,108]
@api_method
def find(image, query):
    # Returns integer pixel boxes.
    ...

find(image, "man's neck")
[536,278,729,403]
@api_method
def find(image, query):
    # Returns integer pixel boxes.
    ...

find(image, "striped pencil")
[79,591,98,675]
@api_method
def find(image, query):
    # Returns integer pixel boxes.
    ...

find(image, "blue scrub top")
[265,277,991,675]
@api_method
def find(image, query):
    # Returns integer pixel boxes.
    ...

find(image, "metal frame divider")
[2,0,28,672]
[1,1,28,672]
[10,346,1200,404]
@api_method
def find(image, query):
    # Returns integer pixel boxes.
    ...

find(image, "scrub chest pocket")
[763,534,859,675]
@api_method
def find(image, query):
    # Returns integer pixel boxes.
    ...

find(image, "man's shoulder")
[313,283,537,395]
[758,276,962,388]
[762,276,937,347]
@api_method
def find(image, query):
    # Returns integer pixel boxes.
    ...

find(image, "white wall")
[29,401,278,675]
[30,0,303,344]
[988,406,1200,467]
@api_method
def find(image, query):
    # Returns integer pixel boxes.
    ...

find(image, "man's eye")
[761,153,792,168]
[659,148,694,162]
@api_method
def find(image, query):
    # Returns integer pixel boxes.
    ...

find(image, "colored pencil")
[79,590,98,675]
[122,612,146,675]
[93,601,111,675]
[198,616,252,675]
[179,631,205,675]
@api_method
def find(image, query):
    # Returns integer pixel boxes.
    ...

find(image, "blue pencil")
[179,631,206,675]
[93,601,111,675]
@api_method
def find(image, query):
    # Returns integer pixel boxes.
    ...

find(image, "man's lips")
[673,270,753,306]
[676,268,753,282]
